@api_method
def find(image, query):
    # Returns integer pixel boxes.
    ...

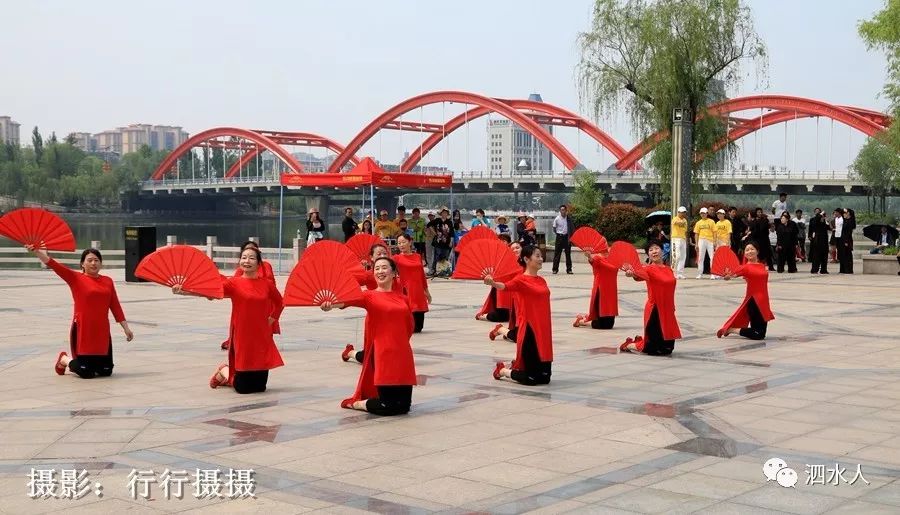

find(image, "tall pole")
[670,108,693,218]
[277,184,284,274]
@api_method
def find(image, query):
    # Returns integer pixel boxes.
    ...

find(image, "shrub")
[595,203,648,243]
[883,246,898,256]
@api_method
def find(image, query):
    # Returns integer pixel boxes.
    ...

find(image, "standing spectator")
[495,216,511,236]
[808,208,830,274]
[408,207,427,263]
[839,208,856,274]
[427,208,453,276]
[792,209,807,262]
[374,210,399,239]
[451,209,467,271]
[775,212,799,273]
[714,209,732,249]
[768,222,778,267]
[692,207,716,279]
[831,208,844,267]
[397,218,412,239]
[306,209,326,246]
[471,209,491,228]
[515,212,528,243]
[772,192,789,219]
[394,205,407,225]
[341,207,358,242]
[752,207,774,270]
[551,205,573,274]
[360,219,374,235]
[728,207,745,256]
[671,206,688,279]
[523,216,538,247]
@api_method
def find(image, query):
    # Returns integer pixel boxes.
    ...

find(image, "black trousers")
[838,239,854,274]
[68,324,114,379]
[589,296,614,329]
[354,350,365,363]
[365,385,412,416]
[504,327,519,343]
[553,235,572,273]
[777,244,797,273]
[232,370,268,394]
[412,312,425,333]
[738,299,768,340]
[643,307,674,356]
[509,327,552,386]
[810,239,829,273]
[486,308,510,323]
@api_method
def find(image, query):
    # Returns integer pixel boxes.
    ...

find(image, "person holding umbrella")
[865,224,898,254]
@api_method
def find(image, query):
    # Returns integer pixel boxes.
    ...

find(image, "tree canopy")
[859,0,900,153]
[577,0,767,194]
[853,136,899,215]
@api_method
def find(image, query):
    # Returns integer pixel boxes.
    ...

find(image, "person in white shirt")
[772,192,789,219]
[552,205,573,274]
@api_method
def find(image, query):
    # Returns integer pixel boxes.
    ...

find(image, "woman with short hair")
[718,242,774,340]
[621,241,681,356]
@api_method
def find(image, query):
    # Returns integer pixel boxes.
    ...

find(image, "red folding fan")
[135,245,224,298]
[711,246,741,277]
[606,241,642,270]
[284,241,365,306]
[570,227,608,254]
[345,233,386,262]
[0,208,76,251]
[452,239,520,281]
[456,225,497,253]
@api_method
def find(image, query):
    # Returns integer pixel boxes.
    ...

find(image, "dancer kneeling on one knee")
[573,238,619,330]
[620,241,681,356]
[174,246,284,394]
[484,245,553,386]
[717,242,774,340]
[323,257,416,416]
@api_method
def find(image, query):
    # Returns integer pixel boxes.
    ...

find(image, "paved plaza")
[0,264,898,514]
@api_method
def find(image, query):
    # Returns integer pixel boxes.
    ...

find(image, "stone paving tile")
[0,268,898,513]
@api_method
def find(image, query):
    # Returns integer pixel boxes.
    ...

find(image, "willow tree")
[859,0,900,156]
[577,0,767,200]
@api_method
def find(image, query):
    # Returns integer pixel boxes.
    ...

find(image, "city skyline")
[0,0,891,172]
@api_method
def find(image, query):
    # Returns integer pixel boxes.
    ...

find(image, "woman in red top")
[476,234,514,323]
[343,243,404,363]
[487,241,522,342]
[221,241,278,350]
[394,233,431,333]
[484,245,553,386]
[27,246,134,378]
[718,242,774,340]
[621,241,681,356]
[573,239,619,330]
[323,257,416,415]
[174,247,284,394]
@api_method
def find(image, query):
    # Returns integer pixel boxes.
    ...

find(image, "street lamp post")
[670,108,693,215]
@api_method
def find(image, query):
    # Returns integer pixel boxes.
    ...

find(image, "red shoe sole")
[209,363,228,389]
[492,361,505,380]
[488,324,503,341]
[54,352,67,375]
[341,344,355,362]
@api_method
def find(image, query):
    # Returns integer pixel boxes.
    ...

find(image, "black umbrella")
[863,224,899,244]
[645,210,671,227]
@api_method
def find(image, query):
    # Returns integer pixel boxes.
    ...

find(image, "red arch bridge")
[139,91,892,208]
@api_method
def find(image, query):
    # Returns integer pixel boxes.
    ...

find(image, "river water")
[0,214,558,249]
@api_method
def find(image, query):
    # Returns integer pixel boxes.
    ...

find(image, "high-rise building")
[69,132,95,152]
[486,93,553,173]
[0,116,21,146]
[91,124,189,155]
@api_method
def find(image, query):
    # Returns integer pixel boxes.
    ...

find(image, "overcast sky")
[0,0,889,171]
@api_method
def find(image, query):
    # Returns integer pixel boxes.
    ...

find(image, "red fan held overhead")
[452,239,520,281]
[345,233,386,262]
[0,208,76,251]
[711,246,741,277]
[284,240,364,306]
[135,245,224,298]
[606,241,642,270]
[456,225,497,253]
[570,227,608,254]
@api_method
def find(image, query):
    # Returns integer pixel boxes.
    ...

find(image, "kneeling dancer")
[718,242,774,340]
[621,241,681,356]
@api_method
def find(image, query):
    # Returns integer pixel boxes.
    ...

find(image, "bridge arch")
[327,91,582,173]
[224,132,359,178]
[613,95,891,171]
[150,127,305,181]
[399,99,627,173]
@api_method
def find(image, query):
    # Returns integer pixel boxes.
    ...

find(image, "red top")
[48,258,125,356]
[394,253,429,312]
[504,274,553,368]
[223,276,285,372]
[344,290,417,402]
[588,255,619,318]
[720,263,774,332]
[631,264,681,340]
[233,260,280,334]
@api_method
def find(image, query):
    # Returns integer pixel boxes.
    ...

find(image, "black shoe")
[567,271,574,275]
[820,271,829,274]
[552,271,558,274]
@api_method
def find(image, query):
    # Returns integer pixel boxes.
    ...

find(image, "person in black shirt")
[775,212,799,273]
[427,208,454,276]
[751,207,774,271]
[728,207,746,257]
[342,207,358,242]
[808,208,830,274]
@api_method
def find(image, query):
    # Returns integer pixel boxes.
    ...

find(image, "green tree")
[859,0,900,154]
[569,170,603,227]
[577,0,767,199]
[852,136,899,215]
[31,126,43,165]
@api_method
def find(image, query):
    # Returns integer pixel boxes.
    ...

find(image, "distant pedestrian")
[692,207,715,279]
[342,207,358,242]
[409,207,427,263]
[772,192,789,219]
[552,205,573,274]
[495,216,511,236]
[470,209,491,228]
